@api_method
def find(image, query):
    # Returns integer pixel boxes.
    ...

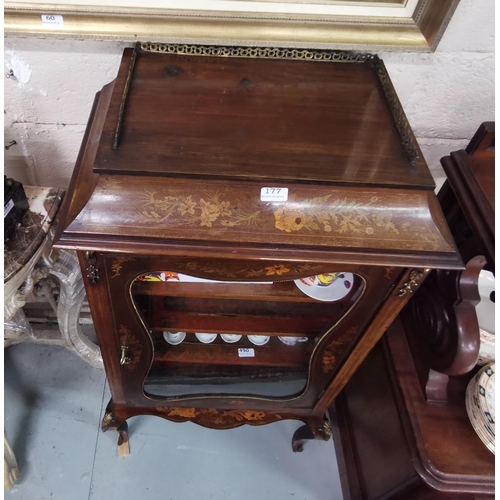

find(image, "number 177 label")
[260,187,288,201]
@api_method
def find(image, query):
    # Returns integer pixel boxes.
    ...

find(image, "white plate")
[480,329,495,345]
[278,336,308,346]
[476,270,495,335]
[163,331,186,345]
[248,335,270,346]
[478,341,495,366]
[294,273,354,302]
[221,334,242,343]
[195,333,218,344]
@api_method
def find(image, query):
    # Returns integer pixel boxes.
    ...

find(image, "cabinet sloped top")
[57,174,460,269]
[93,46,433,189]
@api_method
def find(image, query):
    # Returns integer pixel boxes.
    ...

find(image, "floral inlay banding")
[274,207,306,233]
[321,326,358,373]
[273,195,400,235]
[111,257,134,279]
[138,190,260,228]
[136,188,403,238]
[180,260,318,279]
[160,407,281,426]
[264,265,290,276]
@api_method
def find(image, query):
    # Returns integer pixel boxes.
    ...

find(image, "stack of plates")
[479,329,495,366]
[465,363,495,454]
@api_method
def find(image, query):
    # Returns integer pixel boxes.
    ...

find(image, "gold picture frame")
[5,0,460,52]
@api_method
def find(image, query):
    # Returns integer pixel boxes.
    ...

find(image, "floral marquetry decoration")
[135,188,408,241]
[110,257,135,279]
[321,327,359,373]
[138,190,260,228]
[273,195,400,235]
[274,207,306,233]
[158,407,283,428]
[166,407,198,418]
[162,260,326,280]
[264,265,290,276]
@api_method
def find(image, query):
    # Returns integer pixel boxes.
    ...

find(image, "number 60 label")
[41,14,64,26]
[260,187,288,202]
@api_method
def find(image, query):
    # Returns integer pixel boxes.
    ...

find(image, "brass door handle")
[120,346,132,365]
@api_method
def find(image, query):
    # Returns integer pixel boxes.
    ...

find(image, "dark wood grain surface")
[440,122,494,272]
[330,318,495,500]
[95,50,434,189]
[386,320,494,483]
[58,174,460,269]
[150,340,311,369]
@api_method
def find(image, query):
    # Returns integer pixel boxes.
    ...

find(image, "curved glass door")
[131,271,364,399]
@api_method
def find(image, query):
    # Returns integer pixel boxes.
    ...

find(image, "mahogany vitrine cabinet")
[54,43,461,452]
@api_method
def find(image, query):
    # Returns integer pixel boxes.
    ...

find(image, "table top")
[386,320,495,491]
[4,187,64,282]
[95,47,434,189]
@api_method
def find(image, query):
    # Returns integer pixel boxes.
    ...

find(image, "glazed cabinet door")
[87,254,404,411]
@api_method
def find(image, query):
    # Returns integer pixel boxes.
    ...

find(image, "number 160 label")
[260,187,288,202]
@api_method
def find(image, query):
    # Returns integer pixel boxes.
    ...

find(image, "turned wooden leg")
[292,417,332,452]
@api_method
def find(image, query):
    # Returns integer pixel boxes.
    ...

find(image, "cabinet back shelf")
[132,280,331,303]
[134,280,359,337]
[151,341,312,368]
[148,311,335,336]
[151,331,319,339]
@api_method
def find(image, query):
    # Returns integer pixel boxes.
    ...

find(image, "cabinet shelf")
[148,310,333,336]
[146,336,312,398]
[152,330,316,339]
[151,339,312,369]
[135,283,357,337]
[132,280,321,302]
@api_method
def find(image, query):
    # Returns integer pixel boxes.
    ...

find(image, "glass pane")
[131,271,364,400]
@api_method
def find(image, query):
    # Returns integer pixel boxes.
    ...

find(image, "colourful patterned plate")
[466,363,495,454]
[478,364,495,424]
[294,273,354,302]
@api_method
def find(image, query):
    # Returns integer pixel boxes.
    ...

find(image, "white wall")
[4,0,494,189]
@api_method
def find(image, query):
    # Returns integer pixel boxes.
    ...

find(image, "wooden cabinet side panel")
[77,251,126,404]
[329,346,419,500]
[54,80,115,245]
